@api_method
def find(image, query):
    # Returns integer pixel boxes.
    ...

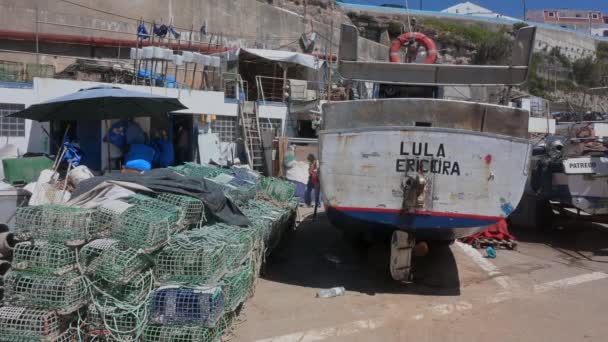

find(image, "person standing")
[405,37,419,63]
[305,153,320,208]
[176,125,189,164]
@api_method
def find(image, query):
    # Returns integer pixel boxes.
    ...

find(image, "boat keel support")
[390,230,415,282]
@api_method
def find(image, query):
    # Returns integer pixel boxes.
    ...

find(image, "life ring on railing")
[389,32,438,64]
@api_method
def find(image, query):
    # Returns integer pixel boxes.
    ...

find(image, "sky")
[338,0,608,20]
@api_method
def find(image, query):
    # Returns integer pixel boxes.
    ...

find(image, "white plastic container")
[161,48,173,61]
[129,48,143,60]
[192,52,204,64]
[209,56,221,68]
[152,46,165,59]
[182,51,194,63]
[142,46,154,59]
[0,183,29,231]
[173,54,184,66]
[199,54,211,66]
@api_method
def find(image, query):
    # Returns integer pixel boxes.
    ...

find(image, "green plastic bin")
[2,157,53,185]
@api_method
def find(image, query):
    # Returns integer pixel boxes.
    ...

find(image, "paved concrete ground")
[232,208,608,342]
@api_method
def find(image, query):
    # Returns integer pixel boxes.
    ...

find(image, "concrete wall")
[358,37,389,62]
[535,27,597,60]
[0,0,386,60]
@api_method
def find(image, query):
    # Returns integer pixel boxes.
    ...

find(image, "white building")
[441,1,518,21]
[0,78,288,169]
[591,26,608,38]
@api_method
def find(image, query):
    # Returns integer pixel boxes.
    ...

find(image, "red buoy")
[389,32,438,64]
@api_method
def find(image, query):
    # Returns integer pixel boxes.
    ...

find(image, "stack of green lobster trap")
[0,164,298,341]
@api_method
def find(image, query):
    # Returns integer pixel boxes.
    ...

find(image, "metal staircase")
[240,102,265,172]
[237,76,265,172]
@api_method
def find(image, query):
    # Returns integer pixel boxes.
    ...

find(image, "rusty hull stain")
[360,164,377,172]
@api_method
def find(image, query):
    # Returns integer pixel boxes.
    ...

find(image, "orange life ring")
[389,32,438,64]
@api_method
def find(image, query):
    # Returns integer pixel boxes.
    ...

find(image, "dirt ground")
[231,208,608,342]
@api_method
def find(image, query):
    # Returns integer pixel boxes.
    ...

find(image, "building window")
[210,115,237,143]
[0,103,26,137]
[259,118,282,133]
[548,12,555,17]
[592,13,598,19]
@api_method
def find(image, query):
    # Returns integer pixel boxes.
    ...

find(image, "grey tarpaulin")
[72,169,250,226]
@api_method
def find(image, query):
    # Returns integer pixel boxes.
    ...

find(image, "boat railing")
[256,75,326,104]
[337,24,537,86]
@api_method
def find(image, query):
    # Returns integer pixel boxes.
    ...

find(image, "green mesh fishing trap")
[97,269,155,304]
[87,300,147,342]
[110,202,175,253]
[141,312,234,342]
[14,205,100,244]
[197,224,261,270]
[3,270,88,314]
[96,199,137,234]
[157,193,205,227]
[81,239,151,285]
[12,241,77,275]
[0,306,63,341]
[208,173,258,206]
[242,199,294,252]
[221,261,255,313]
[258,177,296,202]
[51,328,78,342]
[148,285,224,327]
[170,163,232,179]
[78,239,119,272]
[155,234,228,284]
[125,194,181,226]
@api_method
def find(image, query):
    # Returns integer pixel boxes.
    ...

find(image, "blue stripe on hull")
[326,207,495,240]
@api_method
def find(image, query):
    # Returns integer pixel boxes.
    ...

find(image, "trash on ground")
[486,246,497,259]
[316,287,346,298]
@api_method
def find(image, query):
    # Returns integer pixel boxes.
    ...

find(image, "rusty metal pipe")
[0,29,228,53]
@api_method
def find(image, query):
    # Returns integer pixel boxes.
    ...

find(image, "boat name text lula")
[396,142,461,176]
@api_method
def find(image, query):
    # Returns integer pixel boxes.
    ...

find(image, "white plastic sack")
[28,169,68,206]
[68,165,94,186]
[29,182,71,206]
[286,161,309,184]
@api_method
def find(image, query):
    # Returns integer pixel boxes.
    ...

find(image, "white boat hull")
[320,127,531,240]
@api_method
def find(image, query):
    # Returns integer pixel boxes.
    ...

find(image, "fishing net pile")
[0,164,297,341]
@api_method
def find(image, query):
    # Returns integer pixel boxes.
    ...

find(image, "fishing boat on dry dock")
[319,24,537,281]
[532,114,608,223]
